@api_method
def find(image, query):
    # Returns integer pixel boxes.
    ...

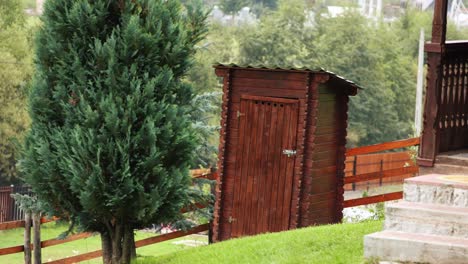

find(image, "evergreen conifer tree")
[20,1,207,263]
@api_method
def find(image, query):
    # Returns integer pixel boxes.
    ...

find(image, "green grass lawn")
[1,220,382,264]
[136,220,383,264]
[0,222,207,264]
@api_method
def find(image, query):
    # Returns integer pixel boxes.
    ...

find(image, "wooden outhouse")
[211,64,360,242]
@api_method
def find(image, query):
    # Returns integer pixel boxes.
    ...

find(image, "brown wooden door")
[230,95,299,238]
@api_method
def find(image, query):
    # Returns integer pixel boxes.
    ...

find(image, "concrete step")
[432,163,468,175]
[385,201,468,238]
[364,231,468,264]
[436,150,468,167]
[403,174,468,207]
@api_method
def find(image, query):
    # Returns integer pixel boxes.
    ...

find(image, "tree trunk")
[24,212,32,264]
[111,223,123,264]
[32,212,41,264]
[121,225,136,264]
[101,232,112,264]
[101,223,136,264]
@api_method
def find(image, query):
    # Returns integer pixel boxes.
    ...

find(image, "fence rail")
[346,137,420,156]
[343,192,403,208]
[45,224,210,264]
[344,166,419,185]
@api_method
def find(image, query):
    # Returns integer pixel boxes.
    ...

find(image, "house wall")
[300,84,348,226]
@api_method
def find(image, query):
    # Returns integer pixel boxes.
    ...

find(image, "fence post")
[32,212,41,264]
[24,212,32,264]
[352,156,357,191]
[379,159,383,186]
[7,185,14,222]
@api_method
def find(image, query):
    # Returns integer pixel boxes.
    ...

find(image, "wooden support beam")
[431,0,449,44]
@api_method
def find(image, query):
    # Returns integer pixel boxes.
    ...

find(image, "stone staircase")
[364,174,468,264]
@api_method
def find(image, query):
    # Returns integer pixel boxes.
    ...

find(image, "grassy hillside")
[136,220,383,264]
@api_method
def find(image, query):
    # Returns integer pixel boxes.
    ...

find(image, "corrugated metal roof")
[214,63,362,93]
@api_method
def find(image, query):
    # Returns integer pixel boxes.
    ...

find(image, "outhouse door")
[229,95,299,238]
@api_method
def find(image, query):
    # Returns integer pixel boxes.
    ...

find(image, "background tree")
[311,12,419,146]
[219,0,248,15]
[20,1,208,263]
[238,0,313,66]
[0,0,34,186]
[194,0,468,147]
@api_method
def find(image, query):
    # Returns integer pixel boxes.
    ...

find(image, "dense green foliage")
[20,0,207,263]
[0,0,34,186]
[190,0,468,148]
[136,220,383,264]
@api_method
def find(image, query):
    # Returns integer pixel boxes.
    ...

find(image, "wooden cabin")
[211,64,360,242]
[418,0,468,169]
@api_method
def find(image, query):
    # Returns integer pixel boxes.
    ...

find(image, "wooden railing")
[418,2,468,166]
[0,169,217,263]
[343,137,420,208]
[434,42,468,154]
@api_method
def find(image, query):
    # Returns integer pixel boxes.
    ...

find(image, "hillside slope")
[137,220,383,264]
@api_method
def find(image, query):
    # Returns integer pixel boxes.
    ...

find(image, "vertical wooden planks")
[262,102,278,233]
[230,99,249,238]
[281,103,299,230]
[251,101,267,235]
[256,101,272,234]
[0,186,13,223]
[271,103,287,232]
[228,96,299,236]
[267,101,283,232]
[242,100,259,235]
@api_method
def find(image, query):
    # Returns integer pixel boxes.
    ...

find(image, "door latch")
[228,216,237,223]
[237,111,245,118]
[282,149,297,157]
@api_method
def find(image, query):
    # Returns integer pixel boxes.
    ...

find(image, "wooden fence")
[343,137,420,208]
[0,138,421,262]
[344,151,415,191]
[0,169,217,264]
[0,185,34,223]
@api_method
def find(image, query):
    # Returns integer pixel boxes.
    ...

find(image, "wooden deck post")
[417,0,448,167]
